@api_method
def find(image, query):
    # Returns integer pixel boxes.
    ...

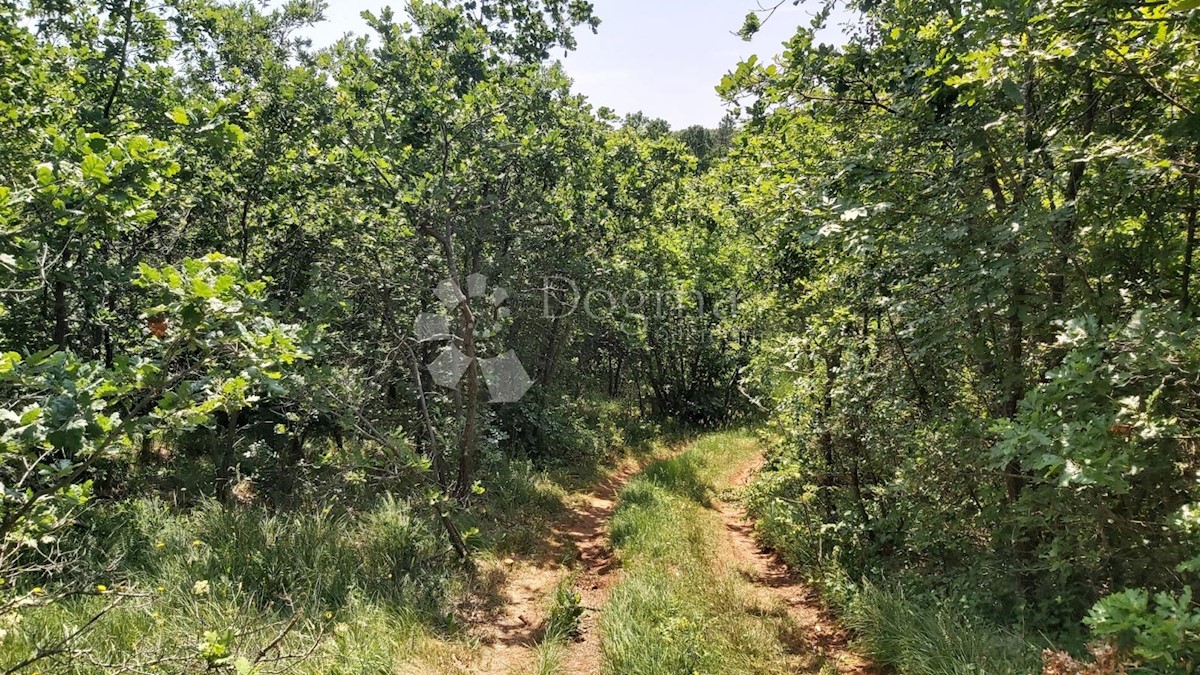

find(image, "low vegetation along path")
[468,433,877,674]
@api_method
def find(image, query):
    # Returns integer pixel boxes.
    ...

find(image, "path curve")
[716,457,883,675]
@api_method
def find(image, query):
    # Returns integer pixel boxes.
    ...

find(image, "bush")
[1086,587,1200,674]
[497,394,659,464]
[746,446,1046,674]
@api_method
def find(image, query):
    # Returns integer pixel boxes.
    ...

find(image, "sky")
[296,1,853,129]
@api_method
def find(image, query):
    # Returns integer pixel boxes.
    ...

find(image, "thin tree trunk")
[53,278,68,349]
[102,0,135,121]
[1050,71,1098,308]
[216,408,240,501]
[404,343,454,518]
[456,318,479,499]
[886,312,931,414]
[1183,176,1197,311]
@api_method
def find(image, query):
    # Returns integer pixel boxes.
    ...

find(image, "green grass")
[527,577,585,675]
[543,576,584,643]
[0,494,474,673]
[600,431,821,674]
[0,407,663,673]
[531,640,568,675]
[0,452,602,673]
[843,581,1042,675]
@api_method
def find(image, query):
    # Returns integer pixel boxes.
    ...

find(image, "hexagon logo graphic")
[413,275,533,403]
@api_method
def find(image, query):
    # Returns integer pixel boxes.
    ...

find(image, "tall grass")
[0,421,656,673]
[0,494,468,673]
[526,577,585,675]
[543,577,584,644]
[844,581,1043,674]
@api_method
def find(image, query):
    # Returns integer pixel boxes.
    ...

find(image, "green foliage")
[738,12,761,41]
[8,0,1200,668]
[0,253,305,579]
[1086,587,1200,674]
[0,0,763,668]
[543,577,583,643]
[499,395,659,464]
[134,253,313,421]
[715,0,1200,668]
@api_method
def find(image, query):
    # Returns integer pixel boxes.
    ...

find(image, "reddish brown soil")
[555,465,637,673]
[466,463,639,674]
[715,458,884,675]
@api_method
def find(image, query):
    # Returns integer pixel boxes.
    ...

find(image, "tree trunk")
[1050,71,1098,308]
[53,269,69,350]
[455,314,479,500]
[215,408,240,501]
[1183,175,1197,311]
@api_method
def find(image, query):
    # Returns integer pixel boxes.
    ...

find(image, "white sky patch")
[284,0,854,128]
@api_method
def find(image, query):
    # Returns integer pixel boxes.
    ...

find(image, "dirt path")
[555,465,635,673]
[461,440,877,675]
[716,457,882,675]
[466,463,640,675]
[464,558,561,674]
